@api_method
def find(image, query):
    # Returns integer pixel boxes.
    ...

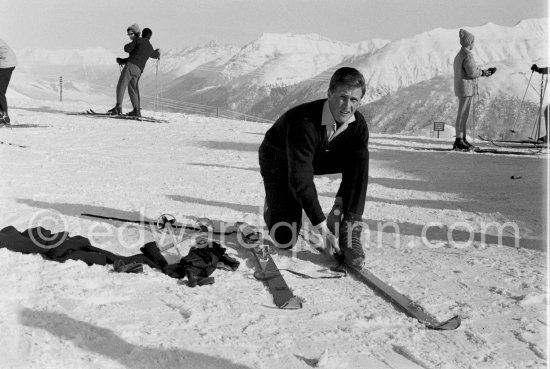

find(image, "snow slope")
[0,100,547,369]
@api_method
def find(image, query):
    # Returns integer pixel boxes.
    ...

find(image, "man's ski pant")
[455,96,472,138]
[0,67,15,113]
[116,62,142,109]
[259,146,369,248]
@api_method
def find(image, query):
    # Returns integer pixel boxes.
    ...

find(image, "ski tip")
[426,315,461,330]
[280,296,303,310]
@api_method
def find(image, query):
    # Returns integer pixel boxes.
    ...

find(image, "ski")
[411,147,478,153]
[234,226,302,309]
[344,264,461,330]
[473,147,543,155]
[312,239,461,331]
[411,146,542,155]
[104,114,168,124]
[65,110,112,117]
[477,135,539,144]
[477,135,544,148]
[250,244,303,310]
[65,109,168,123]
[310,238,459,329]
[311,238,459,329]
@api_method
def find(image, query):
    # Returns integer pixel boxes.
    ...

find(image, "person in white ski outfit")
[452,29,495,150]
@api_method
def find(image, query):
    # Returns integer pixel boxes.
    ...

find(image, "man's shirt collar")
[322,101,356,142]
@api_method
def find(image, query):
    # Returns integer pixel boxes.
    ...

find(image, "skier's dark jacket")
[0,225,239,286]
[259,99,369,225]
[124,37,160,71]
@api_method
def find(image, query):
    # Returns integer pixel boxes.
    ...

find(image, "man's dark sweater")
[124,37,160,71]
[259,99,369,225]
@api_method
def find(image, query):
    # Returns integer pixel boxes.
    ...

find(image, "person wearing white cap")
[452,29,496,151]
[107,24,160,117]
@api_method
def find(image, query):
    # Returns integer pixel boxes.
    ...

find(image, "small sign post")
[433,122,445,138]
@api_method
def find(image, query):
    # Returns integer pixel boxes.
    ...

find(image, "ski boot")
[107,104,122,115]
[453,138,471,152]
[0,111,10,126]
[462,138,476,150]
[126,108,141,118]
[338,217,366,268]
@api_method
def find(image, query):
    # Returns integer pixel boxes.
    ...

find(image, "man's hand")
[116,57,126,66]
[314,221,340,256]
[531,64,539,72]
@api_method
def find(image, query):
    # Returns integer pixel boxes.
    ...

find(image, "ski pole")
[157,59,163,115]
[533,73,548,140]
[511,71,534,133]
[155,59,159,112]
[156,214,184,258]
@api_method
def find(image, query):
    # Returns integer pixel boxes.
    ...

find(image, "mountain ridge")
[9,18,548,137]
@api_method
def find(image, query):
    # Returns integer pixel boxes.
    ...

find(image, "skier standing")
[258,67,369,268]
[0,38,17,125]
[453,29,495,150]
[108,25,160,117]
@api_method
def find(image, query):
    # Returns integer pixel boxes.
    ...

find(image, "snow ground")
[0,100,548,369]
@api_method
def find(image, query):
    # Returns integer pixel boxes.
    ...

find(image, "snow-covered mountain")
[9,18,548,136]
[18,47,117,66]
[137,33,388,116]
[344,18,547,101]
[218,33,387,86]
[12,47,120,104]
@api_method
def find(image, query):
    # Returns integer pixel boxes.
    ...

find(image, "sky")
[1,0,547,51]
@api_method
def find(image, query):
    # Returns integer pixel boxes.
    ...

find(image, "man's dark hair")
[329,67,366,97]
[142,28,153,39]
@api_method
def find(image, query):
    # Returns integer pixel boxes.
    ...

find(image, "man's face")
[327,85,363,124]
[128,31,136,40]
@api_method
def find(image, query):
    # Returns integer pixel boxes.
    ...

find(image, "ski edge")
[345,265,461,331]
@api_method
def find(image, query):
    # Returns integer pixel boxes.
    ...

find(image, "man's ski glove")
[116,57,127,66]
[326,197,343,235]
[314,221,340,256]
[531,64,539,72]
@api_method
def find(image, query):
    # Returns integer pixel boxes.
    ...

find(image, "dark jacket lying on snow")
[0,226,239,286]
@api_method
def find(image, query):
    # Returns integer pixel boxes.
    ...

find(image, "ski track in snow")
[0,100,547,369]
